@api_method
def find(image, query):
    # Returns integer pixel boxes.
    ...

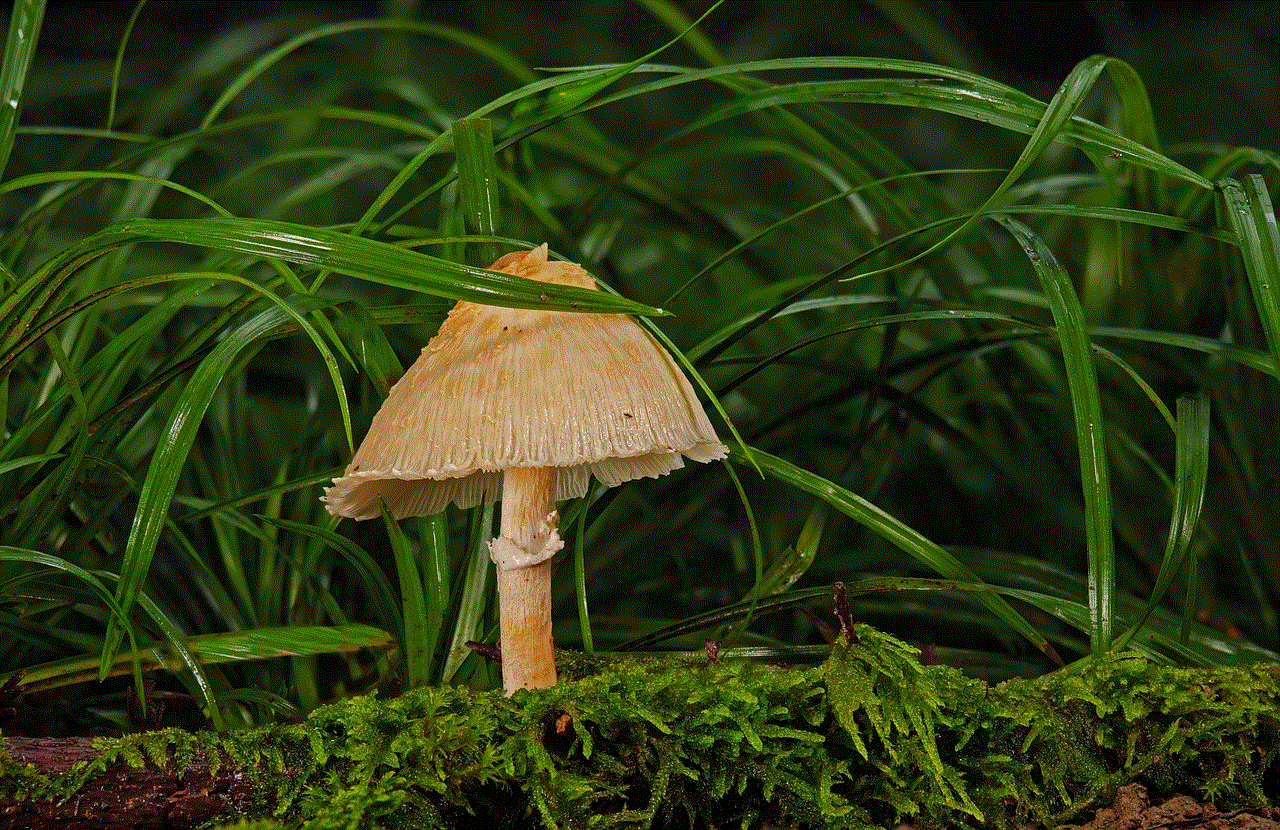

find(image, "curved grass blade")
[572,492,594,653]
[0,0,44,182]
[998,585,1276,666]
[0,547,144,706]
[130,589,222,728]
[618,586,832,652]
[256,516,402,645]
[717,459,765,646]
[1113,394,1210,651]
[0,548,135,645]
[200,18,536,131]
[0,170,233,216]
[381,505,430,689]
[100,298,339,677]
[996,215,1114,657]
[581,56,1210,190]
[749,501,827,601]
[1094,327,1276,378]
[418,513,450,684]
[14,624,393,696]
[729,445,1060,664]
[441,501,494,684]
[92,217,662,315]
[504,0,723,132]
[712,305,1178,431]
[1220,175,1280,370]
[105,0,145,130]
[327,301,408,396]
[352,3,722,236]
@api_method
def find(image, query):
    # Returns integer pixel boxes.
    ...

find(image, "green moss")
[3,627,1277,829]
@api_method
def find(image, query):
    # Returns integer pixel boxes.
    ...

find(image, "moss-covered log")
[1,627,1277,829]
[0,736,260,829]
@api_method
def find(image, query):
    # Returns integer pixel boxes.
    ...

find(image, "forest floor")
[1055,784,1280,830]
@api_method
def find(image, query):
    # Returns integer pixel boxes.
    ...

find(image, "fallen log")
[0,736,259,829]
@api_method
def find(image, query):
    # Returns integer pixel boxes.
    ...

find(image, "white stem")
[495,466,559,694]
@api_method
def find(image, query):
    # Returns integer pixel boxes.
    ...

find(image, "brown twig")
[832,582,856,644]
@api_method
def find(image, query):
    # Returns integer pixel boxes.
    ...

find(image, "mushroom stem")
[495,466,560,693]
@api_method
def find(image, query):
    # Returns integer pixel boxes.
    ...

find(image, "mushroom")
[323,244,727,693]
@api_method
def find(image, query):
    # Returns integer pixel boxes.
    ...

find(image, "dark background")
[23,1,1279,148]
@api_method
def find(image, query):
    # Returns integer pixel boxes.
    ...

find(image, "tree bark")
[0,736,260,829]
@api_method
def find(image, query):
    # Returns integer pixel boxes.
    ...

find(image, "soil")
[1058,784,1280,830]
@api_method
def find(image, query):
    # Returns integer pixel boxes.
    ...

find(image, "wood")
[0,736,260,829]
[496,466,559,693]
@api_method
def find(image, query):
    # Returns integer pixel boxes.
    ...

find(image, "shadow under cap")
[323,244,727,521]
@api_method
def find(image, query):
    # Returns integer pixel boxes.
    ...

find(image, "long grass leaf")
[100,302,326,675]
[381,506,430,688]
[256,516,403,645]
[730,445,1059,663]
[505,1,724,132]
[441,502,494,683]
[419,514,450,683]
[452,118,503,266]
[0,0,43,182]
[996,215,1114,656]
[92,217,662,315]
[15,624,393,695]
[1114,394,1210,650]
[200,19,534,130]
[0,170,233,215]
[581,57,1211,189]
[572,493,594,653]
[1220,175,1280,370]
[0,548,133,641]
[131,590,223,729]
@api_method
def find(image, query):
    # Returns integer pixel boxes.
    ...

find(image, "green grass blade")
[327,302,410,396]
[996,215,1114,656]
[504,0,723,133]
[0,548,135,646]
[731,445,1059,664]
[418,513,450,684]
[452,118,503,266]
[0,169,234,215]
[105,0,145,130]
[1114,394,1210,651]
[256,516,403,645]
[0,0,44,182]
[1220,175,1280,370]
[617,586,832,652]
[441,502,494,684]
[92,217,663,315]
[199,18,535,131]
[100,302,327,676]
[0,451,61,475]
[131,590,223,729]
[719,459,765,645]
[14,624,393,695]
[1090,327,1277,379]
[748,502,827,600]
[381,506,430,688]
[584,57,1210,190]
[573,494,594,653]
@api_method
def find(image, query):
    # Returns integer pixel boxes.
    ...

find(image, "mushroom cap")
[322,245,728,520]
